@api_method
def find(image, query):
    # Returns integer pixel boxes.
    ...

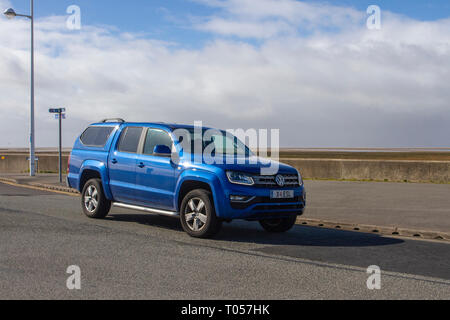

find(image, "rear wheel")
[81,178,111,219]
[259,215,297,233]
[180,189,222,238]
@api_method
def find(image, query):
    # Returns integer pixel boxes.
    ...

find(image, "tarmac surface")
[0,181,449,299]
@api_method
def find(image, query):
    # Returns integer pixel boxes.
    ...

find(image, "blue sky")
[6,0,217,48]
[8,0,450,47]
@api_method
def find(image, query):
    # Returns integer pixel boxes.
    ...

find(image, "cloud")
[192,0,364,38]
[0,0,449,148]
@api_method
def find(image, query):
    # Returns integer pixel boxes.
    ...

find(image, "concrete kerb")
[28,182,79,194]
[296,218,450,242]
[0,177,18,184]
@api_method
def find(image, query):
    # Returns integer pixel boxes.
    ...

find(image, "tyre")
[180,189,222,238]
[81,178,111,219]
[259,215,298,233]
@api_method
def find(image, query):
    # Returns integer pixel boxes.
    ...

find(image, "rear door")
[108,126,145,204]
[135,128,177,210]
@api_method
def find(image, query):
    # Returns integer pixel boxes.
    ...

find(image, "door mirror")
[153,145,172,157]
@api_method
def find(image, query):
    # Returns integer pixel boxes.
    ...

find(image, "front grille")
[253,174,299,187]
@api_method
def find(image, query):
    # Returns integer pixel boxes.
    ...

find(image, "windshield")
[173,128,253,156]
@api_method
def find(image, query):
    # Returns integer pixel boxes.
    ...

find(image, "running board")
[112,202,179,217]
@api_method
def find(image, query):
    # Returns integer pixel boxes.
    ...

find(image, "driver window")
[143,129,173,156]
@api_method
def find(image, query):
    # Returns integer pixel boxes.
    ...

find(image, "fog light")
[230,195,251,202]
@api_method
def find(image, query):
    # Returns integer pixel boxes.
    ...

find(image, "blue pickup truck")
[67,119,306,238]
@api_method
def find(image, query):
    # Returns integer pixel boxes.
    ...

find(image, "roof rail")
[100,118,125,123]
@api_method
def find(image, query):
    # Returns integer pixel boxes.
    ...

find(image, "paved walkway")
[0,173,67,185]
[304,180,450,235]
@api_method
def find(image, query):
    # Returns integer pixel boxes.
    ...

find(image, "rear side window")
[118,127,143,153]
[80,126,114,147]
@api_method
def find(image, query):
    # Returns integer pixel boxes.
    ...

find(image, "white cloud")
[192,0,364,38]
[0,0,449,148]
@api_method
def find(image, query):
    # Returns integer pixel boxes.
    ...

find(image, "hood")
[183,155,297,175]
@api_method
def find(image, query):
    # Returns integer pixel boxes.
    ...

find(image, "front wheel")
[81,178,111,219]
[259,215,298,233]
[180,189,222,238]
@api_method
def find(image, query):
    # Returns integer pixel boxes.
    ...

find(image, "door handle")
[138,162,145,168]
[111,159,118,164]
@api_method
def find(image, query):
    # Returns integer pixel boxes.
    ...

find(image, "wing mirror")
[153,145,172,157]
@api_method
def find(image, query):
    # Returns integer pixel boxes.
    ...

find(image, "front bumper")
[218,183,306,220]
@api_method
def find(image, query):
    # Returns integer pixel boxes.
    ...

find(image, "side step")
[112,202,179,217]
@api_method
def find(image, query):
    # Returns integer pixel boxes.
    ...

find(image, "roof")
[90,121,213,131]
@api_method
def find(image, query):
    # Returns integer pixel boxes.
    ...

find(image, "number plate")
[270,190,294,199]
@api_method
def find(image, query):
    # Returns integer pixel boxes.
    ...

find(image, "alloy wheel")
[84,185,99,213]
[184,198,208,231]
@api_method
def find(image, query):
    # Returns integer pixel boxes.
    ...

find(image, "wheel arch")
[78,160,113,199]
[175,173,224,217]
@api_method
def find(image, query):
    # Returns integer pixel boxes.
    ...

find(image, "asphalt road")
[0,182,449,299]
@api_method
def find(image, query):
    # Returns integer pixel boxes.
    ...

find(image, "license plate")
[270,190,294,199]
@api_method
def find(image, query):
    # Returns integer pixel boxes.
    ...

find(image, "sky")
[0,0,449,148]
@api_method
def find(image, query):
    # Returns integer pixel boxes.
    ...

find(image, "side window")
[80,126,114,147]
[118,127,143,153]
[143,129,173,155]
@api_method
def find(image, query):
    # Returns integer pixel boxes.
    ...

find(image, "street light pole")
[30,0,35,177]
[4,1,35,176]
[58,109,62,183]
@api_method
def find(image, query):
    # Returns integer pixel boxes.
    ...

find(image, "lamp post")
[4,1,36,177]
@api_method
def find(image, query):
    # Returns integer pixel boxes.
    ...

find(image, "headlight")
[297,170,304,186]
[226,171,255,186]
